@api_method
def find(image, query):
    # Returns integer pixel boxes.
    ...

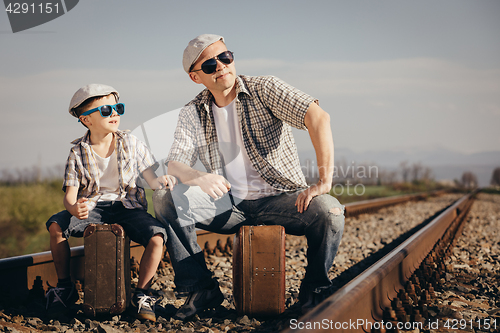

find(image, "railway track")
[0,189,467,332]
[283,190,477,333]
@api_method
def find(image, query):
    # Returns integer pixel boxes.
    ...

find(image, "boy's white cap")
[69,83,119,117]
[183,34,224,73]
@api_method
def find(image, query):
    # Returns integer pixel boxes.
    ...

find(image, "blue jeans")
[153,184,344,293]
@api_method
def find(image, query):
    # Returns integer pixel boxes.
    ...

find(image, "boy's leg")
[137,234,164,290]
[113,202,168,322]
[45,210,85,316]
[111,203,168,287]
[48,221,71,280]
[46,210,74,281]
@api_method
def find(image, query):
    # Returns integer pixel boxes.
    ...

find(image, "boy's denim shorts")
[46,201,167,247]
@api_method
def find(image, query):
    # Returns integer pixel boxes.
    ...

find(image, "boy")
[45,84,177,321]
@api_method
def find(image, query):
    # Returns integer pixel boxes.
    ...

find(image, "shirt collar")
[71,130,126,145]
[197,75,253,113]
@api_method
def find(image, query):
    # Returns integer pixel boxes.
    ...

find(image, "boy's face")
[79,94,120,133]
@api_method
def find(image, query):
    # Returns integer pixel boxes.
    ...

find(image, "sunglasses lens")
[218,51,234,65]
[201,59,217,74]
[100,105,112,117]
[115,103,125,115]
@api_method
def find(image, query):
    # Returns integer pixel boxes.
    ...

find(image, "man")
[153,34,344,320]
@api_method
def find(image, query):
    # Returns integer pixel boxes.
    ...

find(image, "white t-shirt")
[212,99,279,200]
[92,148,120,202]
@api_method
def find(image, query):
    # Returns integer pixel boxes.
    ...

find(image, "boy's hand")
[155,175,178,190]
[70,198,89,219]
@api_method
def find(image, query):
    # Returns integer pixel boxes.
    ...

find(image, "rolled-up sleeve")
[62,149,80,191]
[259,76,317,130]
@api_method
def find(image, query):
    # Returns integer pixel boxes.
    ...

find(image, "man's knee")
[152,188,169,206]
[329,207,343,215]
[152,188,175,215]
[314,196,345,231]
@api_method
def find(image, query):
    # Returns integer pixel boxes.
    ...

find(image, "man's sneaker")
[173,280,224,321]
[131,292,157,322]
[45,282,79,317]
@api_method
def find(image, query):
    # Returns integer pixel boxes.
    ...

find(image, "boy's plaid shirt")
[167,75,317,192]
[63,130,158,211]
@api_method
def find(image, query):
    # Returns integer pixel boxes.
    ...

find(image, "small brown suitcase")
[82,224,131,317]
[232,225,286,316]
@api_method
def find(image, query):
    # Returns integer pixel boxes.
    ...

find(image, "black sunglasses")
[191,51,234,74]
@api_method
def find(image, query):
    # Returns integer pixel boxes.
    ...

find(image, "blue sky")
[0,0,499,175]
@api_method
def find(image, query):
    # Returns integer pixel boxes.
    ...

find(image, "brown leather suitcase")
[82,224,131,317]
[232,225,286,316]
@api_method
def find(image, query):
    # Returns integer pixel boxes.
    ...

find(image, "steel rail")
[282,191,474,333]
[0,190,446,304]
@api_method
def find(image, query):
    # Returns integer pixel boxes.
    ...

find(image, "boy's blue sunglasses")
[78,103,125,122]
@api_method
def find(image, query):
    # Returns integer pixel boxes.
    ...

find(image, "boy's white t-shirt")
[212,99,279,200]
[92,148,120,202]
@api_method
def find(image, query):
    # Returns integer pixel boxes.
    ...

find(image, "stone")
[97,323,122,333]
[236,315,251,325]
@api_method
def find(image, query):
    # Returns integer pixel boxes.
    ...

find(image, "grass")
[481,187,500,195]
[0,180,65,258]
[330,183,443,204]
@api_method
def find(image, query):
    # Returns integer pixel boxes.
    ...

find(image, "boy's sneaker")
[45,282,79,317]
[173,280,224,321]
[131,292,157,322]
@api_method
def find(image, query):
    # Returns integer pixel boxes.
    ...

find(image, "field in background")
[1,182,446,259]
[332,183,442,203]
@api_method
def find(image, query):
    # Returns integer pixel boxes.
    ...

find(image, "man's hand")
[196,173,231,199]
[155,175,178,190]
[295,180,331,213]
[167,160,231,199]
[69,197,89,220]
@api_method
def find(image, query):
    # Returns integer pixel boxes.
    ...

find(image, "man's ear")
[189,72,202,84]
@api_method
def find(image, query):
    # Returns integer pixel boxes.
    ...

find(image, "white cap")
[182,34,224,73]
[69,83,119,117]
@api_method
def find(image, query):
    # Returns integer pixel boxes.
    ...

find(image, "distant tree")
[422,167,434,183]
[400,161,411,183]
[411,162,423,182]
[461,171,478,189]
[491,167,500,187]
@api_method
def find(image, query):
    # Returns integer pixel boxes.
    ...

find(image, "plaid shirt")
[167,75,317,192]
[63,130,158,211]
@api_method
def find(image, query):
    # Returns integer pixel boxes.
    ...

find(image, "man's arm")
[168,161,230,199]
[295,102,334,213]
